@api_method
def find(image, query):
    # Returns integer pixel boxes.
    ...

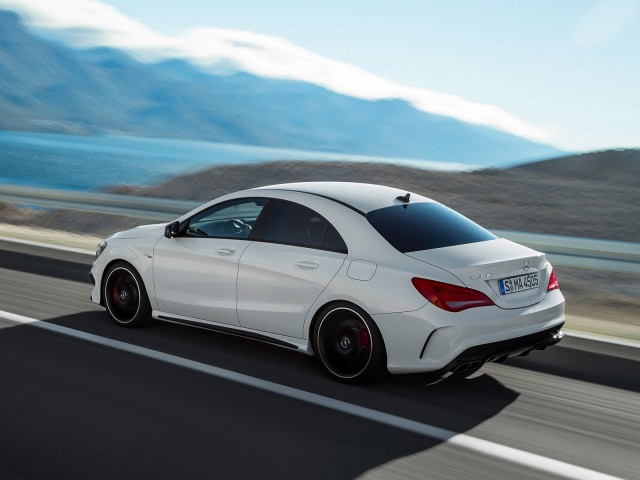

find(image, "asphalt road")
[0,239,638,480]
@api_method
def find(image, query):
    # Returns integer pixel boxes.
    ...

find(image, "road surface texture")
[0,239,638,479]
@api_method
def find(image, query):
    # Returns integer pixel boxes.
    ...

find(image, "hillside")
[0,10,560,166]
[512,148,640,188]
[12,149,636,243]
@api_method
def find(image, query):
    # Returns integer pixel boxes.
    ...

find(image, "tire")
[313,302,386,383]
[103,262,151,327]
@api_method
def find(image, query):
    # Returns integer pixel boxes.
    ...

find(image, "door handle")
[215,248,236,256]
[295,261,319,270]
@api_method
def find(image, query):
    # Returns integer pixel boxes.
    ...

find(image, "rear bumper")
[436,323,564,375]
[374,289,565,374]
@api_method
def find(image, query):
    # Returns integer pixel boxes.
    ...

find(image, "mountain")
[0,10,562,166]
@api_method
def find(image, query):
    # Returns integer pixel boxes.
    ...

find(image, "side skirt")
[153,311,310,353]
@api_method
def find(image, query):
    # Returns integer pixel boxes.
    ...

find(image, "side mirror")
[164,221,180,238]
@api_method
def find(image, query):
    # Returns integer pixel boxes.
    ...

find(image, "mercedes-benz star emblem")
[522,260,530,272]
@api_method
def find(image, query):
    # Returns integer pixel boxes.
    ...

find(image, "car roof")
[253,182,434,214]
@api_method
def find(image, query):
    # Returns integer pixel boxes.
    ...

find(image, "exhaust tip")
[452,360,482,372]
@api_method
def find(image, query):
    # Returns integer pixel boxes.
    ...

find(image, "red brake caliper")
[358,328,370,348]
[112,276,120,303]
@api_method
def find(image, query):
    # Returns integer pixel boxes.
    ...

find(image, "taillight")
[547,270,559,292]
[411,278,494,312]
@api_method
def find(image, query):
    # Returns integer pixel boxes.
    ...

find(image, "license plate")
[499,273,539,295]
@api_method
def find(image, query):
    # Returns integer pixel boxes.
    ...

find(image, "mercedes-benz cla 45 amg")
[91,182,565,383]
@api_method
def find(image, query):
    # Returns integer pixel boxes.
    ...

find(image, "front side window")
[262,200,348,253]
[187,198,268,239]
[367,202,496,253]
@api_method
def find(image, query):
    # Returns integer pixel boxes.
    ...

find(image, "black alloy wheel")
[103,262,151,327]
[314,303,386,383]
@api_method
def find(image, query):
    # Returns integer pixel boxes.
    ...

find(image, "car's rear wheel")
[314,303,386,383]
[103,262,151,327]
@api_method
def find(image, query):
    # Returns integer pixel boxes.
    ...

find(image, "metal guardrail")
[0,184,199,221]
[492,230,640,274]
[1,184,639,274]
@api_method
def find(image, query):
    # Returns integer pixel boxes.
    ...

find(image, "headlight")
[96,240,108,259]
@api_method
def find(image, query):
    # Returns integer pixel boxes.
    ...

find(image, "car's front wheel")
[103,262,151,327]
[314,303,386,383]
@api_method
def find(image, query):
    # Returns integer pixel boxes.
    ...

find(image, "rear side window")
[262,200,348,253]
[366,202,496,253]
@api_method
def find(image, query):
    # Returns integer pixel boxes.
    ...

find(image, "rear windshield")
[366,202,496,253]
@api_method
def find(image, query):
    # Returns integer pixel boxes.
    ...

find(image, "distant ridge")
[510,149,640,188]
[2,145,638,244]
[98,154,637,242]
[0,10,561,167]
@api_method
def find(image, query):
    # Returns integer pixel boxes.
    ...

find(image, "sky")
[2,0,639,151]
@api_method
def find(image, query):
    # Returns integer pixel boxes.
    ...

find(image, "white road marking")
[0,309,625,480]
[0,235,94,256]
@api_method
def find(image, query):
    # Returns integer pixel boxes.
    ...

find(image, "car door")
[153,198,269,325]
[237,199,348,338]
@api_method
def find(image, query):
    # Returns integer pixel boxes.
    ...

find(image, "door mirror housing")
[164,221,180,238]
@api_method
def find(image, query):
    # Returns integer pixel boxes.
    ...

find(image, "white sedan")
[90,182,565,383]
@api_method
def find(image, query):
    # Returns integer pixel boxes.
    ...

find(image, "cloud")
[0,0,551,141]
[572,0,640,47]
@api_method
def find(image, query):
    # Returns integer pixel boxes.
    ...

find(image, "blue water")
[0,131,476,191]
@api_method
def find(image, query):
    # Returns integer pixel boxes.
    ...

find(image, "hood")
[111,223,165,240]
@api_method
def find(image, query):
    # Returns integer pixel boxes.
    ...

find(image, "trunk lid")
[406,238,550,309]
